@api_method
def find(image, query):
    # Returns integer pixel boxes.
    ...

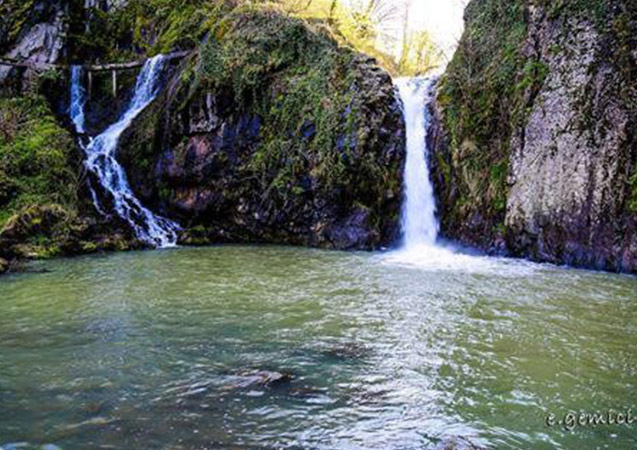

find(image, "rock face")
[0,5,406,270]
[0,0,69,91]
[432,0,637,273]
[119,10,406,250]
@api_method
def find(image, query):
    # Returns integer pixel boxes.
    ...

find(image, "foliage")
[66,0,441,76]
[397,30,442,76]
[0,96,80,228]
[273,0,441,75]
[0,0,36,54]
[199,9,361,194]
[68,0,234,62]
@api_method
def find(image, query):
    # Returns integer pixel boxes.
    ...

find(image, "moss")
[629,168,637,213]
[198,9,383,203]
[0,0,36,53]
[68,0,234,63]
[81,241,98,253]
[0,95,80,228]
[437,0,528,229]
[540,0,610,29]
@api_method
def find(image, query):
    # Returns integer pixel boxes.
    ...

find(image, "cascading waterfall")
[395,77,440,250]
[69,55,179,248]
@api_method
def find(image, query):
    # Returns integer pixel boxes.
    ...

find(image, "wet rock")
[118,11,406,251]
[323,342,370,360]
[431,0,637,273]
[224,370,293,390]
[0,0,68,92]
[320,206,379,250]
[431,437,485,450]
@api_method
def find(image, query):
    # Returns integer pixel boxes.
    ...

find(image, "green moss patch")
[196,9,396,209]
[0,95,80,228]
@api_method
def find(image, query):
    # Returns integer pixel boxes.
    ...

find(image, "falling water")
[70,66,86,133]
[395,77,439,249]
[387,78,529,272]
[69,55,179,248]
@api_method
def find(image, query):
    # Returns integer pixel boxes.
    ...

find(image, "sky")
[343,0,467,62]
[408,0,467,58]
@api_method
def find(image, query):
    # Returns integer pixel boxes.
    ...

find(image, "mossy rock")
[119,9,406,250]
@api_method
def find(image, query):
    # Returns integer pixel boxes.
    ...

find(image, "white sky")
[343,0,467,61]
[408,0,467,57]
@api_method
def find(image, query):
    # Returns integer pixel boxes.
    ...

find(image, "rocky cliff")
[0,0,68,93]
[432,0,637,273]
[118,10,405,250]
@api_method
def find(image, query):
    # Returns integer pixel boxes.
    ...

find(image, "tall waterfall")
[69,56,179,248]
[388,78,528,273]
[395,77,439,250]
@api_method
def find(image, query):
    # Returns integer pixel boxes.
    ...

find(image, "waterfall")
[387,78,527,272]
[395,77,439,250]
[69,55,180,248]
[70,66,86,134]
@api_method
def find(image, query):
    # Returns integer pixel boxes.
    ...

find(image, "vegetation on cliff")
[0,0,415,262]
[0,94,138,261]
[68,0,234,62]
[0,95,79,227]
[118,7,405,248]
[434,0,637,271]
[198,8,375,192]
[68,0,441,76]
[435,0,530,244]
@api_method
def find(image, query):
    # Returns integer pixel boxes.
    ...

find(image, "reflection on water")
[0,246,636,449]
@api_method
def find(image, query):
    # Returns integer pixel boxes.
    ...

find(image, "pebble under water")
[1,246,636,449]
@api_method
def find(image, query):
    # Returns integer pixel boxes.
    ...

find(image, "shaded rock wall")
[0,0,69,93]
[432,0,637,273]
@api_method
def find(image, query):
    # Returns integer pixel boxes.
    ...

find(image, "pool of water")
[0,246,636,449]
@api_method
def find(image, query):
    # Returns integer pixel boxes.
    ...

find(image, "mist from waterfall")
[69,56,179,248]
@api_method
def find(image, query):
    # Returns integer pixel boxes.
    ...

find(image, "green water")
[0,246,636,449]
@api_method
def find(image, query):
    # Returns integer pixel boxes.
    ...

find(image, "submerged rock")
[432,437,485,450]
[225,370,293,390]
[62,416,118,431]
[323,342,371,360]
